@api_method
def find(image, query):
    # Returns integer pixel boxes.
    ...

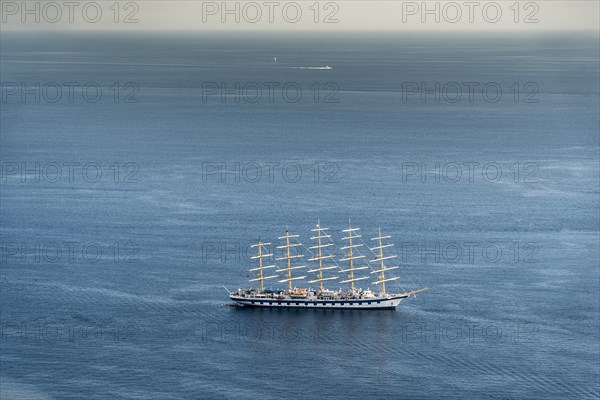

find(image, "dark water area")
[1,31,599,399]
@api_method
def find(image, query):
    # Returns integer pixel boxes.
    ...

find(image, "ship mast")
[249,240,278,291]
[339,219,369,291]
[275,228,306,291]
[308,219,338,291]
[369,227,399,296]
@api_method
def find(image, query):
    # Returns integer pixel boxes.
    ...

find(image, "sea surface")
[1,31,599,399]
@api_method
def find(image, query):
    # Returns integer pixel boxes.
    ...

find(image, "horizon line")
[1,28,599,33]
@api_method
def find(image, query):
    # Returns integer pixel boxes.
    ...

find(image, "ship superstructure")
[229,221,429,309]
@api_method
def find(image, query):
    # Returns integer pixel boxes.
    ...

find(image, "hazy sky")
[1,0,598,30]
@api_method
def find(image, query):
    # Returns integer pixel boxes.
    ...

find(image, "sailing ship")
[228,221,429,309]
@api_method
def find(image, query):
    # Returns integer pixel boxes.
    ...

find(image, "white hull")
[230,294,407,309]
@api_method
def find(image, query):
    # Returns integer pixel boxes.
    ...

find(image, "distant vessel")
[293,66,333,70]
[228,221,429,309]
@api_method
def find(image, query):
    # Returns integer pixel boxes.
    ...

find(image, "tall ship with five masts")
[228,221,429,310]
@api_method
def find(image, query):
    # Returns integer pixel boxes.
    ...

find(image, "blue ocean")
[1,32,599,399]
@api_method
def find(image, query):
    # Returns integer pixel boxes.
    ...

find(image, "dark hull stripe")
[239,304,397,310]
